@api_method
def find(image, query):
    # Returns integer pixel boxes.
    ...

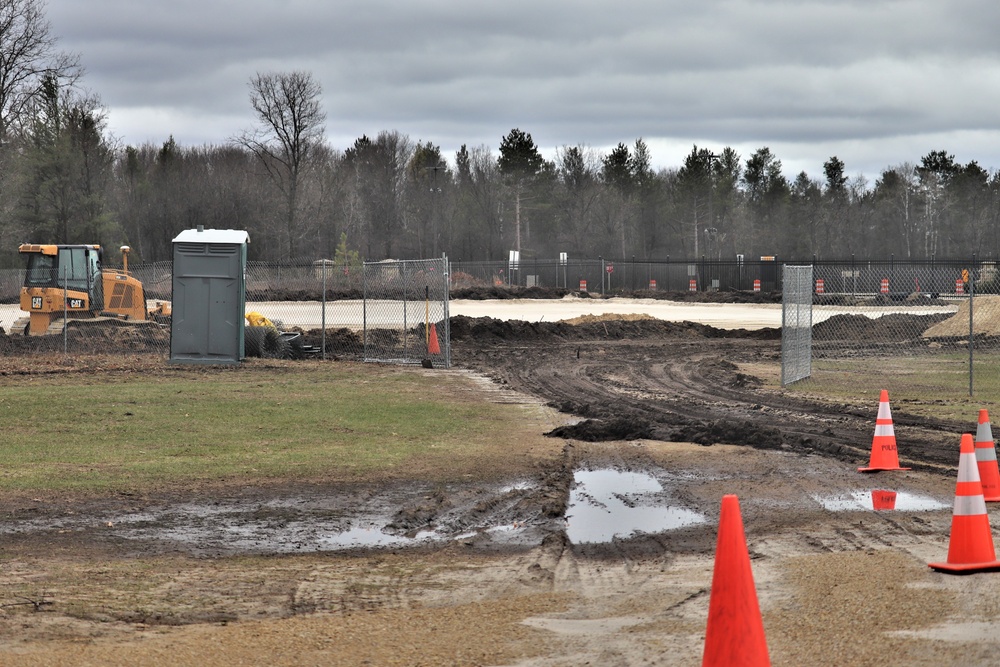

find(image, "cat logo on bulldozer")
[31,296,42,309]
[69,298,83,309]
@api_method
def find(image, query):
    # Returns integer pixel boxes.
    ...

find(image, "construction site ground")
[2,304,999,666]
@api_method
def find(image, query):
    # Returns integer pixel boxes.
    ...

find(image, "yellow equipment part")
[245,311,277,329]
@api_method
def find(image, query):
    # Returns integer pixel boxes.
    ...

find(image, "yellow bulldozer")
[10,243,170,336]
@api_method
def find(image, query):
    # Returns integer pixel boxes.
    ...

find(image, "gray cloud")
[46,0,1000,179]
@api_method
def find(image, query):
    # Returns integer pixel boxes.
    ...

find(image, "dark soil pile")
[246,285,784,304]
[448,315,780,343]
[0,320,169,356]
[812,313,952,341]
[546,417,655,442]
[813,293,951,307]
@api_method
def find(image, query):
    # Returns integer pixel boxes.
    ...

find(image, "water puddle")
[18,472,951,554]
[565,469,705,544]
[317,525,438,549]
[108,507,444,553]
[814,489,948,512]
[0,489,537,555]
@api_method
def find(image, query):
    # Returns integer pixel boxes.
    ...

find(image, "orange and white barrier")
[976,409,1000,502]
[956,279,965,295]
[858,389,910,472]
[579,279,587,292]
[815,278,825,294]
[871,490,897,511]
[752,279,761,292]
[689,278,697,292]
[880,278,889,294]
[929,433,1000,573]
[648,279,657,290]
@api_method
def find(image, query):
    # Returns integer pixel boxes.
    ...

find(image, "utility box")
[169,227,249,365]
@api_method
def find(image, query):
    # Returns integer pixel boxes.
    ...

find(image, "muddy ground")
[2,311,1000,666]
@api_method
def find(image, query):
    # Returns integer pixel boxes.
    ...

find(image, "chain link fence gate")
[782,266,813,386]
[361,257,450,367]
[790,262,1000,406]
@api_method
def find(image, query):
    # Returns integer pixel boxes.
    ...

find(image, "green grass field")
[793,352,1000,423]
[0,361,559,493]
[7,349,997,494]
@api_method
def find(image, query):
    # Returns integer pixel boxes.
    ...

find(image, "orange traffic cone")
[858,390,910,472]
[428,323,441,355]
[975,409,1000,502]
[929,433,1000,573]
[871,490,897,510]
[702,495,770,667]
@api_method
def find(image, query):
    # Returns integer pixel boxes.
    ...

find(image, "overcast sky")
[45,0,1000,182]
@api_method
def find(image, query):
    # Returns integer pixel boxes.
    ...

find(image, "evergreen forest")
[2,0,999,268]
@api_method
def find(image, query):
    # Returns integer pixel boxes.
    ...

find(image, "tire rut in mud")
[451,316,960,472]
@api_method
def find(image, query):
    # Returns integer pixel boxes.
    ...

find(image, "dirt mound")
[244,285,784,303]
[634,289,782,304]
[0,321,170,356]
[559,313,656,325]
[449,315,780,343]
[923,295,1000,337]
[813,313,951,341]
[452,285,570,300]
[814,293,951,307]
[546,417,655,442]
[450,286,784,302]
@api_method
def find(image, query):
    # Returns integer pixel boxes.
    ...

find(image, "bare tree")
[0,0,80,142]
[233,70,325,261]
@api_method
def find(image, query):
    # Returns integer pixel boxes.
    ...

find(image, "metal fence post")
[63,265,68,354]
[443,252,451,369]
[321,259,327,360]
[363,261,368,360]
[970,255,975,397]
[403,261,409,362]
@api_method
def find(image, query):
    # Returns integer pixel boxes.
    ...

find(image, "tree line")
[2,0,999,269]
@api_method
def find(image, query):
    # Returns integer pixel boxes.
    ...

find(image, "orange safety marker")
[858,390,910,472]
[975,409,1000,502]
[702,495,771,667]
[428,323,441,355]
[871,490,897,510]
[929,434,1000,573]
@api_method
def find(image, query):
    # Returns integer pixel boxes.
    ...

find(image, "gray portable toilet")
[169,227,250,365]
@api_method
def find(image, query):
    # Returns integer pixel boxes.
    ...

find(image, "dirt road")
[2,315,999,666]
[451,314,962,470]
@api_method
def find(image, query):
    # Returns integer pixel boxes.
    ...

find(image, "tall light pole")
[694,152,720,258]
[426,163,446,257]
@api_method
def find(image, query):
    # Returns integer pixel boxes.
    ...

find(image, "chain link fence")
[781,266,813,386]
[3,252,1000,403]
[796,261,1000,402]
[360,258,450,367]
[0,256,451,367]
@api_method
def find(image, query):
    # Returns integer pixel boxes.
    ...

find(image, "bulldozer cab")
[22,244,104,312]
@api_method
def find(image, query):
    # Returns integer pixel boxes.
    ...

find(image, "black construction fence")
[449,256,990,297]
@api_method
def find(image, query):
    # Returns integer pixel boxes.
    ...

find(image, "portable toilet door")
[169,227,249,364]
